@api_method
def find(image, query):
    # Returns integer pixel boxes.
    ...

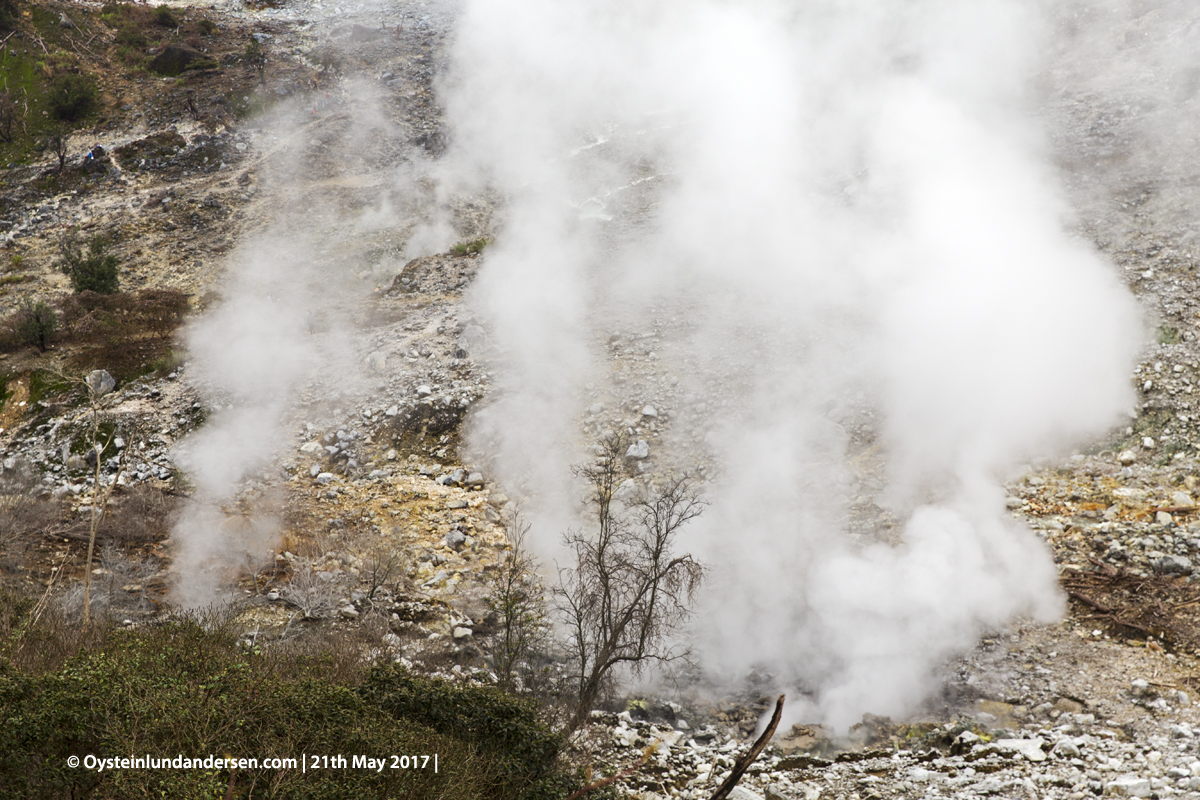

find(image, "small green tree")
[59,234,120,294]
[152,3,177,27]
[14,300,57,352]
[244,38,266,85]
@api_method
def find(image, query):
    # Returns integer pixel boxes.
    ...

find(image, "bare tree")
[0,91,20,143]
[555,435,705,734]
[488,506,549,694]
[78,370,128,624]
[47,125,69,173]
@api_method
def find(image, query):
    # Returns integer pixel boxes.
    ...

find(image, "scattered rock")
[149,44,217,77]
[86,370,115,398]
[1157,554,1193,574]
[1105,775,1152,797]
[626,439,650,459]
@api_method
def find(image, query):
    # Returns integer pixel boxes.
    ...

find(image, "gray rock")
[445,530,467,550]
[465,471,484,487]
[309,464,320,477]
[385,405,398,416]
[1131,679,1150,697]
[453,626,473,639]
[416,384,433,396]
[86,370,116,398]
[149,44,213,77]
[266,591,280,601]
[1118,449,1137,465]
[641,405,658,418]
[1106,776,1152,797]
[1051,738,1081,758]
[422,570,449,587]
[728,788,764,800]
[626,439,650,459]
[340,605,359,619]
[368,469,389,479]
[446,499,469,509]
[458,324,486,353]
[315,472,334,484]
[995,738,1047,762]
[1158,554,1192,574]
[1157,511,1176,526]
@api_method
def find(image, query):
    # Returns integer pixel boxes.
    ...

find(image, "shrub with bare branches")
[489,507,551,695]
[555,434,705,733]
[280,558,350,619]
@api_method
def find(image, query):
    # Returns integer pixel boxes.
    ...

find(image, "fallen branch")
[709,694,785,800]
[1067,590,1113,614]
[565,744,657,800]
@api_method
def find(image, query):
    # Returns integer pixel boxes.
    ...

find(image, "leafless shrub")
[62,483,179,545]
[360,538,405,605]
[280,558,350,619]
[488,507,551,695]
[555,434,705,734]
[0,91,21,143]
[57,544,161,622]
[0,581,112,674]
[0,462,62,567]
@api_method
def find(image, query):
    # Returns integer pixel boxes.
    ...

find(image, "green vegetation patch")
[450,237,491,256]
[1158,325,1182,345]
[0,598,578,800]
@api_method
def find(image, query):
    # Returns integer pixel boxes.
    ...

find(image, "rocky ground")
[5,1,1200,799]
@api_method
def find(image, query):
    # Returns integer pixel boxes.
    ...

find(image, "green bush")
[450,237,491,256]
[0,602,553,799]
[114,22,146,47]
[47,73,99,122]
[14,300,57,352]
[361,664,575,800]
[59,235,119,294]
[153,3,177,27]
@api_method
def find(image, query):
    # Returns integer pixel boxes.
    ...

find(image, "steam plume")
[444,0,1143,728]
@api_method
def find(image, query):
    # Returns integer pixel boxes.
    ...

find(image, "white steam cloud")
[443,0,1143,729]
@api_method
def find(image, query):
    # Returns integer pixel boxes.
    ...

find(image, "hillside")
[5,1,1200,800]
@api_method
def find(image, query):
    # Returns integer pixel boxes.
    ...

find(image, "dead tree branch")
[709,694,785,800]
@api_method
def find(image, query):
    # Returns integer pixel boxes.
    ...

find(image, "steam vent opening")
[5,0,1200,795]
